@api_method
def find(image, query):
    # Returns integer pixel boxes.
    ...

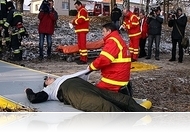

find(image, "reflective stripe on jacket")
[89,31,131,91]
[0,0,7,26]
[72,6,89,33]
[4,8,23,28]
[123,11,141,38]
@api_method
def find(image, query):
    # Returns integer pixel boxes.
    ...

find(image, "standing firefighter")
[121,9,141,62]
[0,0,10,58]
[71,0,89,64]
[3,1,25,61]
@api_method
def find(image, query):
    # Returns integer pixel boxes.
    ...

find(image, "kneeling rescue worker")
[88,23,132,94]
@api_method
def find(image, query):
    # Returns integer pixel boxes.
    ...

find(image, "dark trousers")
[171,39,183,61]
[10,33,22,61]
[58,77,147,112]
[139,38,147,57]
[147,35,161,58]
[4,27,11,49]
[11,34,21,50]
[39,33,52,58]
[0,28,10,53]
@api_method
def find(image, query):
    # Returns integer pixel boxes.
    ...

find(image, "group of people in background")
[110,3,187,63]
[0,0,188,64]
[37,1,188,64]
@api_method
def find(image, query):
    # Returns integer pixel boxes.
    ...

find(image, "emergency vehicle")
[85,1,110,16]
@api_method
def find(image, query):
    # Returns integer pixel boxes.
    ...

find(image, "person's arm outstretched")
[25,88,48,103]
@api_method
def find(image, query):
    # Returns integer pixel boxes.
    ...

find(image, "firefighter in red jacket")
[121,9,141,62]
[71,0,89,64]
[88,23,131,92]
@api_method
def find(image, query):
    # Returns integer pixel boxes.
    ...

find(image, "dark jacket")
[0,0,7,26]
[168,13,187,39]
[38,8,58,35]
[147,14,163,35]
[4,7,23,27]
[111,7,122,22]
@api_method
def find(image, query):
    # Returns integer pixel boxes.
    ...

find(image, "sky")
[24,0,31,5]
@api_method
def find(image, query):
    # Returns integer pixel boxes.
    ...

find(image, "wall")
[30,0,144,15]
[30,0,42,14]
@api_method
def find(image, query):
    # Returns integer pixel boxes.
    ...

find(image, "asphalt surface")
[0,60,81,112]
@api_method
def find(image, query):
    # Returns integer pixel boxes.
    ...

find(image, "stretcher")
[56,39,104,62]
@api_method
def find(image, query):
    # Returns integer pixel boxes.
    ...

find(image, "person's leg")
[77,32,87,62]
[60,77,147,112]
[169,38,177,61]
[129,38,134,60]
[11,34,20,51]
[11,33,22,61]
[4,27,11,51]
[141,38,147,57]
[98,88,148,112]
[0,34,2,58]
[59,77,123,112]
[178,39,184,63]
[46,34,52,57]
[132,37,140,61]
[138,38,143,58]
[146,35,153,59]
[155,35,161,60]
[39,33,45,59]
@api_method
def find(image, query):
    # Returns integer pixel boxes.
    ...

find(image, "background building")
[30,0,144,15]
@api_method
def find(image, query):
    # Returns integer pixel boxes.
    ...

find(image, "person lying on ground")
[25,69,151,112]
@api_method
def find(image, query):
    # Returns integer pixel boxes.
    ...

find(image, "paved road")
[0,60,80,112]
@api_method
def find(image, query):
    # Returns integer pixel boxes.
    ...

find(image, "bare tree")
[12,0,24,12]
[123,0,130,10]
[145,0,150,14]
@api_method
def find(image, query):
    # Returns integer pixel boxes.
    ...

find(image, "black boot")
[12,53,22,61]
[19,50,23,61]
[119,81,133,97]
[169,58,176,61]
[0,51,2,59]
